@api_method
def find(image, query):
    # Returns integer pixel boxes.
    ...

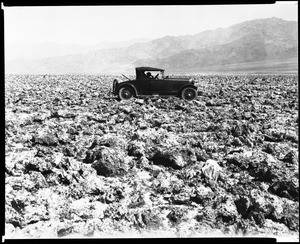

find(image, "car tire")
[113,79,118,93]
[181,87,197,101]
[118,86,135,100]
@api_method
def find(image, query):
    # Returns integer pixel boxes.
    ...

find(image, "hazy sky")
[4,2,298,45]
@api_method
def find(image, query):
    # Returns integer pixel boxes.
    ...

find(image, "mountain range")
[5,17,298,74]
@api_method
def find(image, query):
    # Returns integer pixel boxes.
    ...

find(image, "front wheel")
[181,87,197,101]
[118,87,135,100]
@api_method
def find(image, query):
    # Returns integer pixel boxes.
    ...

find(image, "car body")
[112,67,198,101]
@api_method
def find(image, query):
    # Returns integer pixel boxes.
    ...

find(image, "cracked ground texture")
[5,74,298,239]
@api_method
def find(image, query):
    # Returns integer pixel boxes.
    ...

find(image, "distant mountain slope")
[5,17,298,74]
[5,38,152,60]
[135,17,298,71]
[140,36,297,72]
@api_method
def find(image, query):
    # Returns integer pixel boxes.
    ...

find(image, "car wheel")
[113,79,118,93]
[181,87,197,101]
[118,87,135,100]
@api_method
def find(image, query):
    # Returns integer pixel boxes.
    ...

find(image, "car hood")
[167,78,189,81]
[166,78,195,84]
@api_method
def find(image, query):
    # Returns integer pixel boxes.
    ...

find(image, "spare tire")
[113,79,118,93]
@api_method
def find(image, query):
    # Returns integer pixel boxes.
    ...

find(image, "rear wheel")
[118,86,135,100]
[181,87,197,101]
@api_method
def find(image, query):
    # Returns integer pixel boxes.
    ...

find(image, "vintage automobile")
[112,67,198,101]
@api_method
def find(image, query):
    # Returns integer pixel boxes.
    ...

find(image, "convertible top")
[135,67,165,79]
[135,67,165,72]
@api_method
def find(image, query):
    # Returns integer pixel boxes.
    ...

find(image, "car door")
[150,79,170,95]
[133,79,152,95]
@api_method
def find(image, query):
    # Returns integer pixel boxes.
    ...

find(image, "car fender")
[177,85,198,96]
[117,83,138,96]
